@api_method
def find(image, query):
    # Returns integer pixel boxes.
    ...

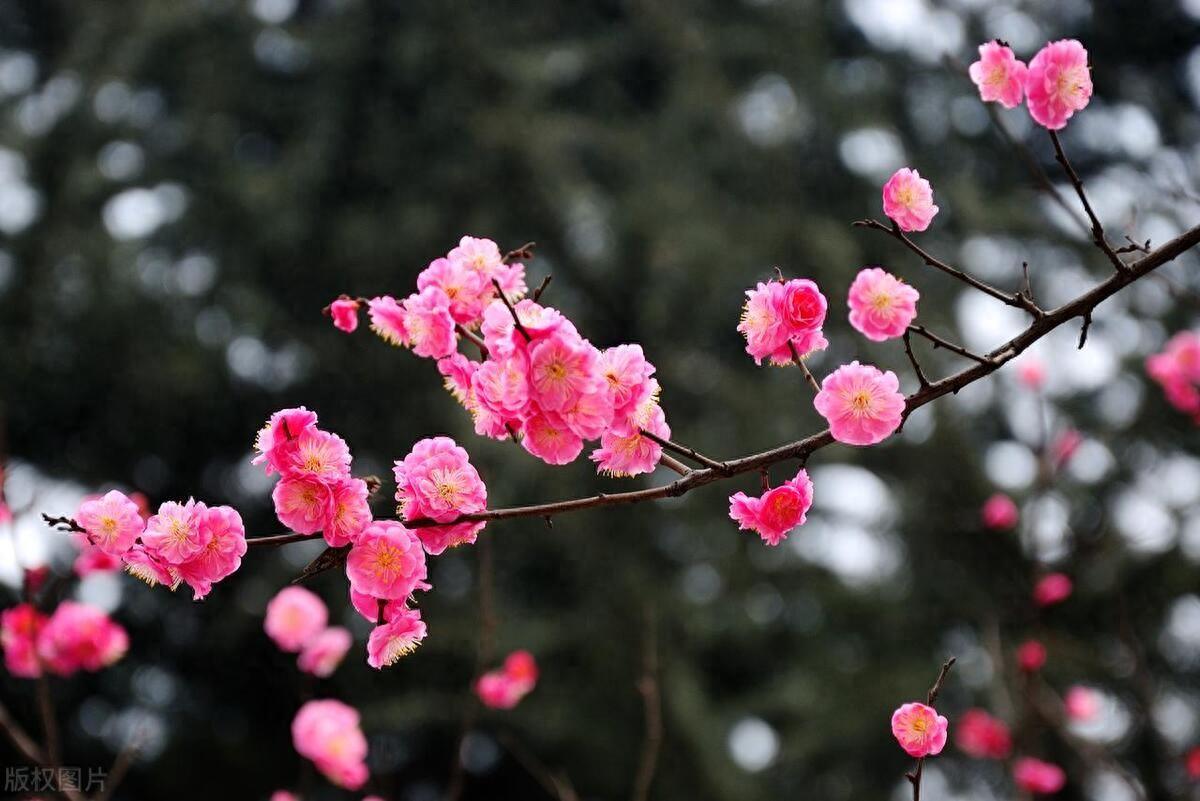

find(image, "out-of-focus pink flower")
[142,499,209,564]
[475,649,539,709]
[1013,757,1067,794]
[847,267,919,342]
[270,792,299,801]
[36,601,128,676]
[76,490,144,555]
[1033,573,1073,607]
[74,545,122,577]
[890,702,949,758]
[346,522,428,600]
[265,586,329,653]
[298,627,353,678]
[1186,746,1200,780]
[1016,358,1047,390]
[252,407,319,475]
[367,607,427,669]
[292,699,369,790]
[1146,332,1200,419]
[1025,40,1092,130]
[0,501,10,526]
[1,603,47,678]
[328,297,361,333]
[981,493,1019,530]
[882,168,938,232]
[813,361,906,446]
[1017,639,1047,672]
[1063,685,1100,722]
[968,41,1028,109]
[956,709,1012,760]
[728,469,814,546]
[173,505,247,600]
[1050,429,1083,470]
[273,475,334,536]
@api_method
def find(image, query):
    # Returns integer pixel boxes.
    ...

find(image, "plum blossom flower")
[981,493,1019,530]
[591,399,668,477]
[273,475,334,535]
[76,490,144,555]
[279,429,352,483]
[813,361,906,446]
[36,601,128,676]
[349,588,421,624]
[956,709,1012,759]
[890,702,949,758]
[1033,573,1072,607]
[739,278,828,365]
[367,295,407,346]
[252,407,319,475]
[173,505,247,600]
[270,793,299,801]
[847,267,919,341]
[1013,757,1066,794]
[325,478,372,547]
[882,168,938,232]
[473,354,531,420]
[418,257,488,325]
[1,603,47,678]
[1017,639,1047,672]
[265,586,329,653]
[298,627,353,678]
[122,545,178,588]
[1063,686,1099,721]
[1146,330,1200,423]
[1016,357,1047,390]
[346,521,428,600]
[394,437,488,525]
[292,699,369,790]
[599,345,656,418]
[529,334,601,412]
[142,499,209,564]
[522,413,584,465]
[728,469,814,546]
[328,297,361,333]
[1025,40,1092,130]
[402,286,457,359]
[968,41,1028,109]
[367,607,427,668]
[475,650,539,709]
[1185,746,1200,780]
[74,545,122,577]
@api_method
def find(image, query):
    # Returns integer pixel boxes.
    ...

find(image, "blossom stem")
[907,325,993,366]
[1048,130,1128,272]
[787,341,821,392]
[531,274,553,303]
[491,278,531,342]
[454,324,487,357]
[638,429,731,474]
[901,330,931,388]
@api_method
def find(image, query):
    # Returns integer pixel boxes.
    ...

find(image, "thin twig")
[787,341,821,392]
[36,672,60,769]
[907,325,993,366]
[630,606,662,801]
[503,241,537,264]
[0,697,47,767]
[901,330,931,388]
[492,278,531,342]
[658,454,691,476]
[1048,130,1127,273]
[1077,311,1093,350]
[637,429,731,474]
[531,274,553,303]
[41,513,86,534]
[456,324,488,357]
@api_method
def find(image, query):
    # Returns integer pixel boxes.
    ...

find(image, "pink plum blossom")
[298,627,353,678]
[1050,429,1083,470]
[847,267,919,341]
[1017,639,1047,672]
[882,168,938,232]
[142,499,209,564]
[813,361,906,446]
[273,475,334,535]
[1033,573,1072,607]
[413,521,485,556]
[278,428,352,483]
[349,588,421,624]
[36,601,128,676]
[1025,40,1092,130]
[402,287,457,359]
[521,413,584,465]
[473,353,531,420]
[1016,357,1047,390]
[1,603,46,678]
[981,493,1019,530]
[270,793,299,801]
[393,437,488,524]
[528,334,601,412]
[346,521,428,600]
[1146,330,1200,422]
[329,297,361,333]
[448,235,503,277]
[438,353,478,407]
[968,41,1028,109]
[956,709,1012,760]
[418,257,488,325]
[252,407,319,475]
[367,295,407,346]
[890,702,948,758]
[74,545,122,577]
[265,586,328,653]
[738,278,828,365]
[76,490,144,555]
[122,545,177,588]
[367,607,427,668]
[728,469,814,546]
[325,478,372,547]
[1063,686,1099,721]
[591,399,668,477]
[173,504,247,600]
[599,345,656,418]
[475,650,539,709]
[1013,757,1066,794]
[292,699,369,790]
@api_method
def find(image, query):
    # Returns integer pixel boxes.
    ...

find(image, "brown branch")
[657,454,691,476]
[41,513,86,534]
[0,697,48,768]
[531,274,553,303]
[1048,130,1128,273]
[492,278,531,342]
[787,341,822,392]
[36,673,60,770]
[456,324,488,357]
[907,325,993,366]
[503,241,537,264]
[905,657,956,801]
[637,429,731,474]
[854,218,1043,314]
[901,329,931,388]
[630,605,662,801]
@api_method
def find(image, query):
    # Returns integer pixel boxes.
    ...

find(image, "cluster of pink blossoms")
[264,586,352,678]
[968,39,1092,130]
[1,601,127,678]
[956,709,1012,759]
[73,489,246,600]
[475,650,539,709]
[291,699,369,790]
[332,237,671,477]
[737,277,828,365]
[1146,330,1200,423]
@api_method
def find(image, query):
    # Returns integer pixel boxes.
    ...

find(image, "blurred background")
[2,0,1200,799]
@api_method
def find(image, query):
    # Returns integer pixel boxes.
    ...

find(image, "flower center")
[870,291,894,314]
[849,389,874,414]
